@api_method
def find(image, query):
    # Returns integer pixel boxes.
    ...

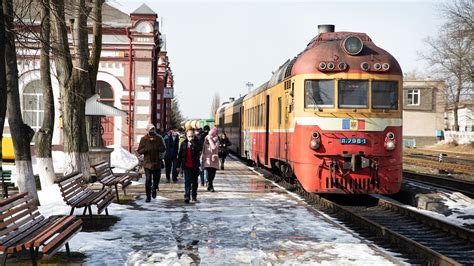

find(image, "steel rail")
[255,167,473,265]
[403,170,474,198]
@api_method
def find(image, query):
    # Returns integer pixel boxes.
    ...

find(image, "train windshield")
[304,80,334,108]
[338,80,368,108]
[372,81,398,109]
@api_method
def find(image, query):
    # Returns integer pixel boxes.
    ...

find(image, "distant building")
[445,101,474,132]
[4,3,174,151]
[402,80,445,147]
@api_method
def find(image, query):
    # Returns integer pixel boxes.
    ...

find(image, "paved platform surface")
[32,157,403,265]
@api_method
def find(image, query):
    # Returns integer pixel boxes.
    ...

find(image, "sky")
[109,0,445,119]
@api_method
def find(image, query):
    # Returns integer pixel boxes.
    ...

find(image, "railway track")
[403,170,474,198]
[254,167,474,265]
[403,155,474,173]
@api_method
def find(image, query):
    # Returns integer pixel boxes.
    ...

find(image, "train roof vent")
[318,24,335,34]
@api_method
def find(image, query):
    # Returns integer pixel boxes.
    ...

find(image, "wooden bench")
[56,172,114,216]
[0,170,13,198]
[92,161,134,203]
[0,193,82,266]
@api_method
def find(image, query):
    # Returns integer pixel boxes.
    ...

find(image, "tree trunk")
[0,2,7,179]
[35,0,56,188]
[3,0,38,204]
[50,0,91,181]
[453,75,463,131]
[86,0,105,148]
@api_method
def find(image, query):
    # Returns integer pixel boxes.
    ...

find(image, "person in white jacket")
[201,127,220,192]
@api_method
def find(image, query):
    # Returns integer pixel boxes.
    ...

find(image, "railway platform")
[23,157,404,264]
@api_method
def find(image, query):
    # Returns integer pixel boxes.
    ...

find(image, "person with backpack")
[137,124,166,202]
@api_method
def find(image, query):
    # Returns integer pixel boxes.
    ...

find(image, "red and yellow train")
[216,25,402,194]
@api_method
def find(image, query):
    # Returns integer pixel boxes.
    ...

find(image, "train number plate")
[340,138,367,145]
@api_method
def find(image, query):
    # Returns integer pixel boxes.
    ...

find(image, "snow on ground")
[37,161,402,265]
[3,146,138,183]
[108,145,140,173]
[401,181,474,228]
[406,192,474,228]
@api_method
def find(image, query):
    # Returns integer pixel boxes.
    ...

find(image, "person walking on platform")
[176,129,203,203]
[164,128,179,183]
[198,125,210,186]
[137,124,166,202]
[202,127,220,192]
[218,132,231,170]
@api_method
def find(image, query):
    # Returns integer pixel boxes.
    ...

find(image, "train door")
[264,95,270,165]
[278,97,282,159]
[239,106,243,157]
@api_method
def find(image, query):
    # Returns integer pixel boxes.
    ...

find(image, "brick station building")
[5,3,174,151]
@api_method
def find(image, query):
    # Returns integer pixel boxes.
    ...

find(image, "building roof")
[102,3,131,27]
[131,4,156,15]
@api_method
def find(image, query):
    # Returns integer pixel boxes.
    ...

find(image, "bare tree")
[0,2,7,178]
[50,0,104,181]
[32,0,56,188]
[420,0,473,131]
[210,92,220,118]
[86,0,104,148]
[3,0,38,203]
[442,0,473,34]
[169,97,184,129]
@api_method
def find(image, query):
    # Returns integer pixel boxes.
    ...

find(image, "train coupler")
[342,154,370,172]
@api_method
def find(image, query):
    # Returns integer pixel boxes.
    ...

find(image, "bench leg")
[105,208,109,216]
[114,184,120,203]
[83,207,88,215]
[0,253,8,266]
[70,207,75,216]
[29,247,37,266]
[88,206,93,217]
[65,243,71,256]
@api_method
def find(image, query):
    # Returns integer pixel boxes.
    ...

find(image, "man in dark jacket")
[176,129,203,203]
[137,124,166,202]
[164,128,179,183]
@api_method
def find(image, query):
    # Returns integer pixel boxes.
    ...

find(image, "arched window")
[22,80,43,132]
[135,22,153,33]
[96,81,114,106]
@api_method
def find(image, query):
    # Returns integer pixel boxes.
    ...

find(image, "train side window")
[304,80,334,108]
[338,80,368,108]
[372,81,398,109]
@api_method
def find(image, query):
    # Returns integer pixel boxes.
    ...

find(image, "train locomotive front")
[217,25,403,194]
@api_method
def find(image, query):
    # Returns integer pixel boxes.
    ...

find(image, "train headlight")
[319,62,327,70]
[360,62,370,71]
[310,131,321,150]
[384,132,396,151]
[338,62,347,70]
[374,63,382,70]
[382,63,390,71]
[342,36,363,55]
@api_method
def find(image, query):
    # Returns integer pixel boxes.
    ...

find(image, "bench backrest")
[1,170,12,183]
[0,193,43,245]
[92,162,114,181]
[55,172,91,205]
